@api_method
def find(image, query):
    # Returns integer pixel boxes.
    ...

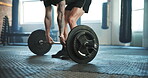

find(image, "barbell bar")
[38,40,60,45]
[38,39,97,48]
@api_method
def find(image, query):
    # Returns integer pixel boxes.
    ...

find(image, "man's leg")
[54,10,71,59]
[64,10,71,39]
[52,1,66,58]
[52,6,85,59]
[68,7,84,29]
[54,7,85,59]
[52,10,71,59]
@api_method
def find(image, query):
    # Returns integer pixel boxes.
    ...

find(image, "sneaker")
[60,55,70,60]
[60,48,70,60]
[51,50,64,58]
[52,47,69,59]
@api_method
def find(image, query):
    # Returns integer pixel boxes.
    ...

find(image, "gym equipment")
[119,0,132,43]
[102,2,109,29]
[28,25,99,64]
[66,25,99,64]
[28,30,52,55]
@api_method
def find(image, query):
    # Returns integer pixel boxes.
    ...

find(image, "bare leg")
[64,10,71,40]
[52,8,84,59]
[68,7,85,29]
[52,7,84,58]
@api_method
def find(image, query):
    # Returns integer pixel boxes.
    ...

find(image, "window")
[132,0,144,32]
[21,1,45,24]
[81,0,107,23]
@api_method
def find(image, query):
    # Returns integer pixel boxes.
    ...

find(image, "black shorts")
[43,0,63,7]
[65,0,92,13]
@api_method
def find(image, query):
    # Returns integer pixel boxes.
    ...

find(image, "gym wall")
[0,0,12,43]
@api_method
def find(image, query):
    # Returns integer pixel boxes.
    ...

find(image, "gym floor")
[0,44,148,78]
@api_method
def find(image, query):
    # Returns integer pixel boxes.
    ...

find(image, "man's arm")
[44,6,54,43]
[57,1,66,44]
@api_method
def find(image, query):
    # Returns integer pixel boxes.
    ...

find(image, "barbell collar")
[84,42,98,48]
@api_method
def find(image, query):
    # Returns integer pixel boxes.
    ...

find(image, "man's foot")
[52,48,70,60]
[59,35,66,45]
[60,55,70,60]
[51,50,64,58]
[60,48,70,60]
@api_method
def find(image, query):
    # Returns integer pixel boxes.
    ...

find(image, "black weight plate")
[66,25,99,64]
[28,30,52,55]
[73,31,98,59]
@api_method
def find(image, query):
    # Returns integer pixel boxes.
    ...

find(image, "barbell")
[28,25,99,64]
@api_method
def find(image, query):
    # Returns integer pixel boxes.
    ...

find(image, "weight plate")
[66,25,99,64]
[28,30,52,55]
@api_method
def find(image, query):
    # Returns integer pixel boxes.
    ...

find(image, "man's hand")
[59,35,66,45]
[45,33,54,44]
